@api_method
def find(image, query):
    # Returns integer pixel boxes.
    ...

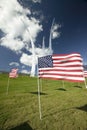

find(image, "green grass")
[0,73,87,130]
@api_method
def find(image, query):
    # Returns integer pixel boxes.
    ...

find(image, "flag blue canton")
[38,55,53,68]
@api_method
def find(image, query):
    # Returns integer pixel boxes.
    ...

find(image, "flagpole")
[83,71,87,88]
[40,78,42,92]
[37,57,42,120]
[84,78,87,88]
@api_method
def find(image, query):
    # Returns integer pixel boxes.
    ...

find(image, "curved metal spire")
[21,18,36,77]
[49,18,55,54]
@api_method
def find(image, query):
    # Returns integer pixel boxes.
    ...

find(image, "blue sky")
[0,0,87,74]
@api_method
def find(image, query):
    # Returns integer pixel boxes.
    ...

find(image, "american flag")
[38,53,85,82]
[9,68,18,78]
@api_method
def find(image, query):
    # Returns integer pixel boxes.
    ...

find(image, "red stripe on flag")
[9,69,18,78]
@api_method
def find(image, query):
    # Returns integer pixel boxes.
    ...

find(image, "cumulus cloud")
[34,47,53,57]
[32,0,41,3]
[20,53,37,66]
[9,62,19,66]
[0,0,30,32]
[0,0,42,53]
[22,65,25,69]
[52,23,61,39]
[1,36,25,52]
[20,69,30,74]
[23,17,43,43]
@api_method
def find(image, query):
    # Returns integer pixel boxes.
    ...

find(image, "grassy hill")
[0,73,87,130]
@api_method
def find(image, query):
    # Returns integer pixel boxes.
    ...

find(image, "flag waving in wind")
[38,53,85,82]
[9,68,18,78]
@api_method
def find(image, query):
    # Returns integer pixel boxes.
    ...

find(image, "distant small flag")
[84,70,87,78]
[38,53,85,82]
[9,68,18,78]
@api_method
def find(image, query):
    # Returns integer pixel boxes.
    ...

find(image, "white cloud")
[52,23,61,39]
[0,0,42,53]
[0,0,31,31]
[20,53,37,66]
[20,69,30,74]
[52,31,60,39]
[1,36,25,52]
[32,0,41,3]
[9,62,19,66]
[23,17,43,43]
[22,65,25,69]
[34,47,53,57]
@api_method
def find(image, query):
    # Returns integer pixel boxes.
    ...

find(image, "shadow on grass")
[44,104,87,119]
[30,91,48,95]
[10,122,33,130]
[74,85,82,88]
[56,88,67,91]
[76,104,87,112]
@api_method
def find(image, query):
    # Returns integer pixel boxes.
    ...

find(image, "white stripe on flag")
[9,69,18,78]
